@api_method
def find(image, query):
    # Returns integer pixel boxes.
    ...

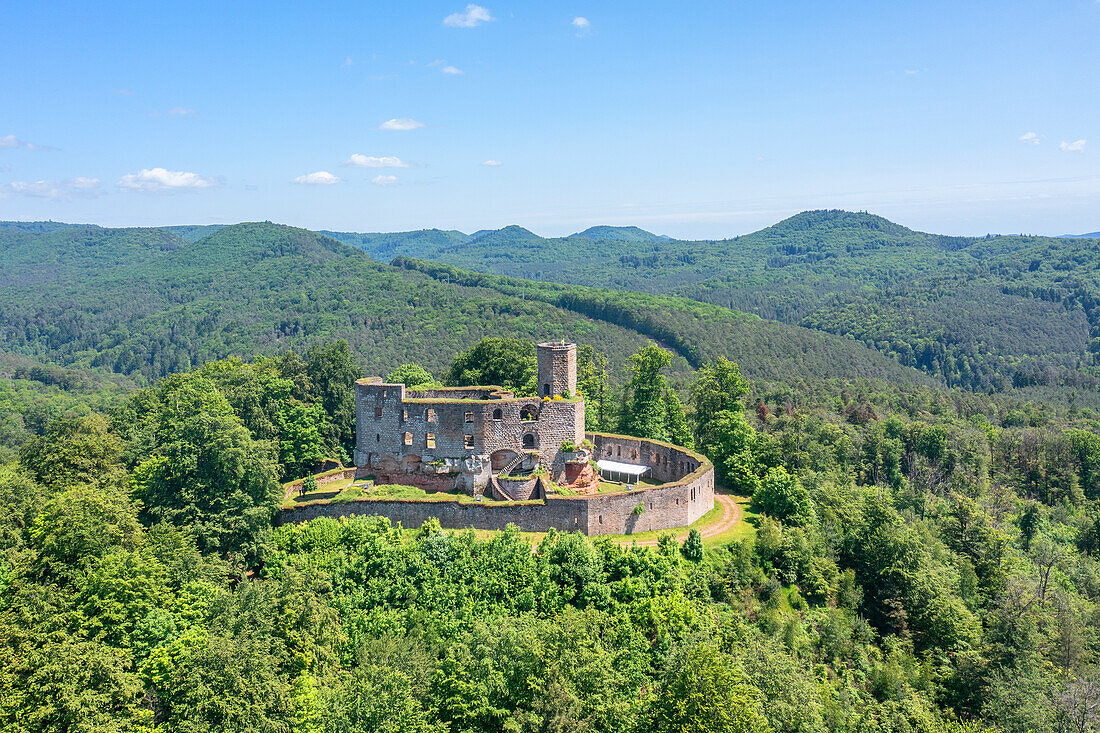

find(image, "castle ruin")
[329,340,717,535]
[355,342,587,500]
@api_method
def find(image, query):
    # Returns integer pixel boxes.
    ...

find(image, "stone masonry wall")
[537,342,577,397]
[283,432,715,536]
[355,378,584,483]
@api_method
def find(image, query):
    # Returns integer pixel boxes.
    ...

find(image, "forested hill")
[0,221,925,387]
[327,211,1100,393]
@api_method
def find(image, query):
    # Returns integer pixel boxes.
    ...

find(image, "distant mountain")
[570,225,670,243]
[320,228,469,259]
[0,220,95,234]
[468,225,542,244]
[362,210,1100,392]
[0,220,928,388]
[162,224,227,242]
[1063,232,1100,239]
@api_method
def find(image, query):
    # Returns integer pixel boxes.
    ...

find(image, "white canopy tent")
[596,459,650,487]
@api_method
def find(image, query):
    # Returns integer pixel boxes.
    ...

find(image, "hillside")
[571,225,670,242]
[0,222,925,388]
[328,211,1099,392]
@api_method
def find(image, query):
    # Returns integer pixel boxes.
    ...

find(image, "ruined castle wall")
[585,433,704,485]
[291,432,714,536]
[537,342,577,397]
[279,496,591,534]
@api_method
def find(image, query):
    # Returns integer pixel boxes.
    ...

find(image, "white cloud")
[293,171,340,185]
[344,154,409,168]
[1019,131,1041,145]
[66,177,103,191]
[1060,139,1087,152]
[1,177,103,199]
[371,174,399,186]
[904,69,919,75]
[572,16,591,34]
[112,88,134,96]
[379,118,425,131]
[441,65,463,75]
[481,159,502,167]
[342,56,353,67]
[0,134,45,151]
[117,167,219,192]
[444,4,492,27]
[167,107,197,116]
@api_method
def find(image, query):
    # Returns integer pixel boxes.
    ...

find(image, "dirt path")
[622,492,741,547]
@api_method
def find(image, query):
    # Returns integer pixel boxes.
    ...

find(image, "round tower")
[536,341,577,397]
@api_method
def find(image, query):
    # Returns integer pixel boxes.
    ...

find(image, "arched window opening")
[522,433,537,449]
[520,404,537,421]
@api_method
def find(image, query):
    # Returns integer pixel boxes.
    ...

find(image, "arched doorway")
[522,433,537,449]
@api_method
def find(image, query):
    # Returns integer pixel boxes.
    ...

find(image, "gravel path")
[621,492,742,547]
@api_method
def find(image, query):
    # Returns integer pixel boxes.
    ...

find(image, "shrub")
[302,475,318,494]
[561,440,577,452]
[632,503,645,516]
[681,528,704,562]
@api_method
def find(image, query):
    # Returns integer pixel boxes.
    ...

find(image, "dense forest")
[325,211,1100,394]
[0,220,925,387]
[4,215,1100,731]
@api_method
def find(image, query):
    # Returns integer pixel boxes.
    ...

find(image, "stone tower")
[536,341,577,397]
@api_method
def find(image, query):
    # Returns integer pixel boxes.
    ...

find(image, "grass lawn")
[284,479,541,508]
[282,478,356,508]
[595,478,661,494]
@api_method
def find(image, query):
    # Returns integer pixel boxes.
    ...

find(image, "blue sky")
[1,1,1097,238]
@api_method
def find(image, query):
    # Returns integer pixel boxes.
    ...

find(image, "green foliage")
[691,357,750,448]
[682,528,704,562]
[18,412,126,490]
[278,402,326,479]
[619,343,691,444]
[445,337,537,393]
[6,216,1100,733]
[0,223,670,394]
[305,340,360,458]
[647,644,770,733]
[127,374,281,565]
[380,211,1100,395]
[576,344,612,431]
[386,362,436,388]
[755,467,815,526]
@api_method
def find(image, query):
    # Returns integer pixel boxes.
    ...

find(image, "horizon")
[2,208,1097,241]
[2,1,1098,238]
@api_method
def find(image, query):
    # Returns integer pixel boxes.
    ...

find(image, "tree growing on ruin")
[445,338,537,394]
